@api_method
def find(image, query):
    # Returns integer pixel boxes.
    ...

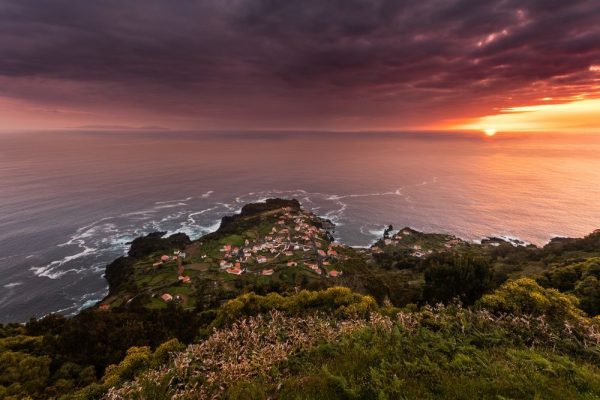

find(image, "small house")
[226,267,243,275]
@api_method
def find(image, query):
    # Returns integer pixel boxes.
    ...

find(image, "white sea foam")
[167,219,221,238]
[154,202,188,209]
[31,243,98,279]
[369,227,387,237]
[159,211,188,223]
[497,235,530,247]
[359,225,388,242]
[3,282,23,289]
[76,293,107,312]
[187,206,220,224]
[155,196,193,205]
[121,209,157,217]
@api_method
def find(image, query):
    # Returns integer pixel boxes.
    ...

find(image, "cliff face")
[103,232,192,296]
[127,232,191,258]
[104,256,135,296]
[216,198,301,233]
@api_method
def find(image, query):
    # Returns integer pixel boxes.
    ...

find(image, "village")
[96,200,528,311]
[102,205,478,308]
[147,206,346,304]
[214,207,344,277]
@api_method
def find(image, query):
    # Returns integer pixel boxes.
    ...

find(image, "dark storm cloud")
[0,0,598,127]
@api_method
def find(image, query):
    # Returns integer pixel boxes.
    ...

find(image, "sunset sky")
[0,0,598,133]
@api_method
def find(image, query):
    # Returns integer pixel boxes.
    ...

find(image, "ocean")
[1,130,599,322]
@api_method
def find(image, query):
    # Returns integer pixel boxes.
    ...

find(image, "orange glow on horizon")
[446,98,600,133]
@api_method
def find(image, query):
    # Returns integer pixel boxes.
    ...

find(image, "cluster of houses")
[103,209,354,308]
[213,208,343,278]
[444,239,462,248]
[154,209,346,304]
[373,229,422,256]
[151,250,192,303]
[153,250,187,267]
[372,229,465,258]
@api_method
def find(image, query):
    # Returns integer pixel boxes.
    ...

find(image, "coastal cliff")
[1,199,599,400]
[99,199,600,316]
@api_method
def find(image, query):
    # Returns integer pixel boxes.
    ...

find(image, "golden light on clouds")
[451,98,600,133]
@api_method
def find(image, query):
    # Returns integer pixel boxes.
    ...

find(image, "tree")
[575,274,600,316]
[422,253,493,305]
[537,258,600,316]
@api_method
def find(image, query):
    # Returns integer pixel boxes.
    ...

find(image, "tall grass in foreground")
[105,285,600,399]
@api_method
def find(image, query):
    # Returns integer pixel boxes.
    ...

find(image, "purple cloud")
[0,0,598,129]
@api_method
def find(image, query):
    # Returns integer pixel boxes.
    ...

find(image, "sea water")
[1,130,599,322]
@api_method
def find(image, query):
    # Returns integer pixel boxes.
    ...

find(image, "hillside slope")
[1,199,599,400]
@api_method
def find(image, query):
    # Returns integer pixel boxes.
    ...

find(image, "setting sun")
[450,99,600,133]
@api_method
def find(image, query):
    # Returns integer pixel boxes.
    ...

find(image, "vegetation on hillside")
[1,200,599,399]
[106,281,600,400]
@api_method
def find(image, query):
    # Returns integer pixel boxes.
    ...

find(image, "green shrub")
[479,278,583,323]
[211,287,377,328]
